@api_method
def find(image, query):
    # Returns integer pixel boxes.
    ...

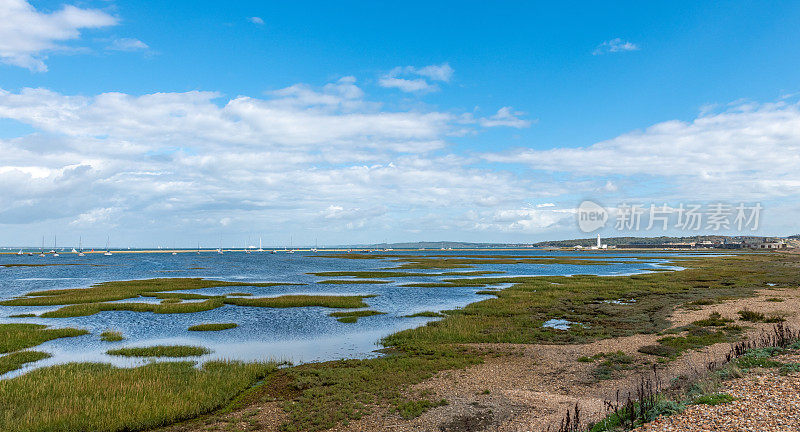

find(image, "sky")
[1,0,800,248]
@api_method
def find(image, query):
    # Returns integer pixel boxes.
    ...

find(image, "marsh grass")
[100,330,124,342]
[316,279,391,284]
[226,295,375,309]
[7,313,36,318]
[0,278,303,307]
[318,254,625,270]
[404,311,445,318]
[0,351,50,375]
[0,361,278,431]
[39,294,376,317]
[310,270,504,278]
[188,323,238,331]
[329,310,386,323]
[107,345,211,357]
[270,254,800,432]
[0,323,88,354]
[272,345,480,432]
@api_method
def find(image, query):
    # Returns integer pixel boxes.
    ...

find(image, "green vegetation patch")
[188,323,238,331]
[226,294,375,309]
[316,279,391,284]
[654,326,742,358]
[0,278,302,307]
[0,360,277,432]
[310,270,505,278]
[404,311,445,318]
[8,313,36,318]
[107,345,211,358]
[692,393,736,406]
[738,309,765,322]
[692,312,733,327]
[395,398,448,419]
[0,351,51,375]
[578,351,636,381]
[329,310,386,323]
[737,309,785,323]
[38,294,376,318]
[0,323,88,354]
[100,331,124,342]
[273,345,480,432]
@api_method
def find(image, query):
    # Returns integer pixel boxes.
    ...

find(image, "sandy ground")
[165,284,800,432]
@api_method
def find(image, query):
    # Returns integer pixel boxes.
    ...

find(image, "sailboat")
[16,249,23,255]
[257,237,264,252]
[77,237,85,257]
[38,237,46,257]
[197,242,201,254]
[52,236,59,257]
[104,236,113,256]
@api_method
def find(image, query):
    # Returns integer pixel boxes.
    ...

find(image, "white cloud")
[484,100,800,200]
[379,63,453,93]
[0,79,535,241]
[593,38,639,55]
[107,38,148,52]
[0,0,118,71]
[248,16,264,25]
[479,107,533,128]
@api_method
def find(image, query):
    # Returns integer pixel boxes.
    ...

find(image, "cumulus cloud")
[479,107,533,128]
[107,38,148,52]
[248,16,264,25]
[484,100,800,200]
[379,63,454,93]
[0,0,118,71]
[593,38,639,55]
[0,79,535,242]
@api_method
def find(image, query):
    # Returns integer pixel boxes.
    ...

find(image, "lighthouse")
[597,234,601,249]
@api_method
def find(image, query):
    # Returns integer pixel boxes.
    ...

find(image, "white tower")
[597,234,601,249]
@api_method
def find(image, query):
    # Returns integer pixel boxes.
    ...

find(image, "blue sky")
[1,0,799,247]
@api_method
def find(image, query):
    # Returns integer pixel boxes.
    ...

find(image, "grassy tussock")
[39,294,376,318]
[0,351,51,375]
[100,331,124,342]
[226,295,374,309]
[0,361,277,432]
[316,279,391,284]
[107,345,211,357]
[404,311,445,318]
[40,298,227,318]
[328,310,386,323]
[188,323,238,331]
[0,278,302,307]
[0,324,88,353]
